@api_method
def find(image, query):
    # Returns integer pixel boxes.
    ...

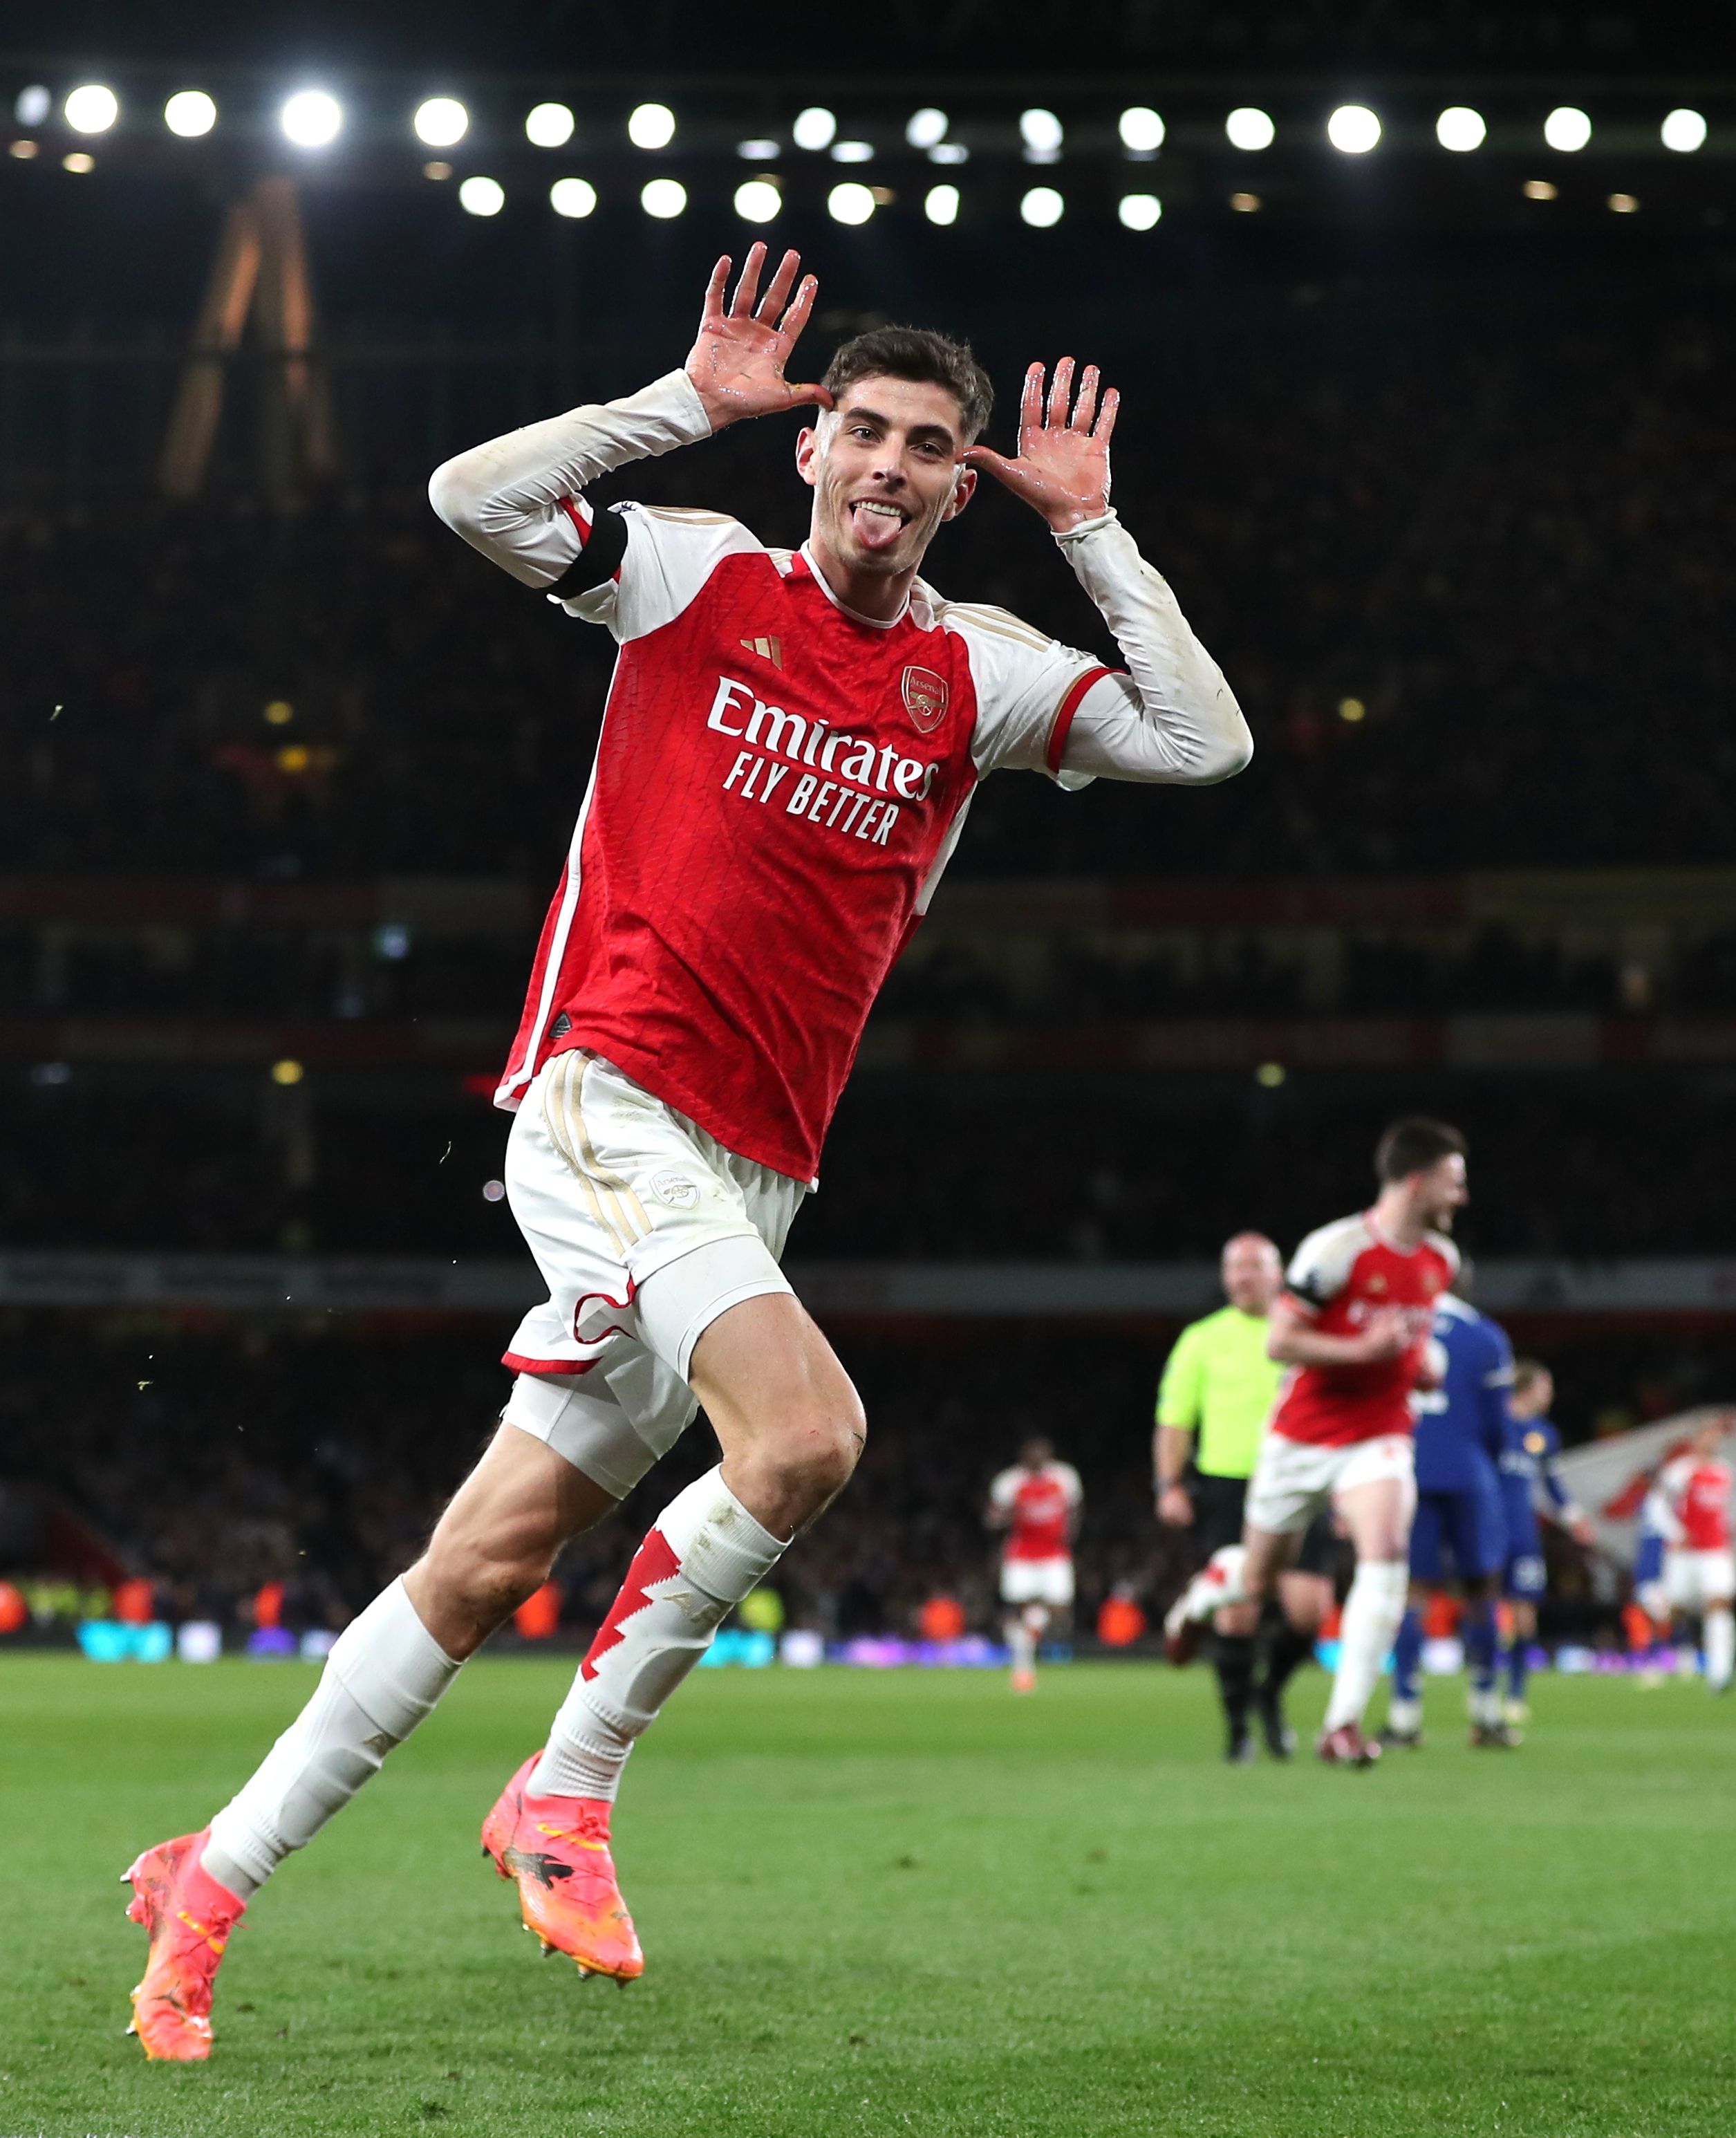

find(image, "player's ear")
[794,423,821,490]
[941,463,978,523]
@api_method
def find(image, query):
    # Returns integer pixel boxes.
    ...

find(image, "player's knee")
[419,1526,554,1633]
[761,1391,866,1517]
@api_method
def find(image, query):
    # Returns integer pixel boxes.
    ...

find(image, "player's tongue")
[850,499,906,553]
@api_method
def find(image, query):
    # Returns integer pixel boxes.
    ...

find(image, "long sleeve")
[427,369,713,588]
[1052,510,1253,786]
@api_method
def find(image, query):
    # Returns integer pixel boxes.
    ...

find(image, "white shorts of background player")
[501,1050,805,1496]
[1242,1431,1418,1539]
[1657,1546,1736,1617]
[1000,1556,1076,1609]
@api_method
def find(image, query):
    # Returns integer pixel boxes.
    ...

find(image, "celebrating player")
[1154,1232,1334,1761]
[1383,1288,1516,1751]
[1641,1418,1735,1694]
[120,245,1252,2057]
[987,1436,1083,1693]
[1496,1358,1593,1725]
[1165,1118,1466,1766]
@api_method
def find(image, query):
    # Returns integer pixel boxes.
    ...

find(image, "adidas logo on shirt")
[739,635,783,669]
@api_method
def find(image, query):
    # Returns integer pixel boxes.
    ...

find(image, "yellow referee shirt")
[1155,1304,1283,1481]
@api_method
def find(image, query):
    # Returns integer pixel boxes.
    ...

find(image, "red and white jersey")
[499,505,1112,1182]
[989,1460,1083,1561]
[1653,1456,1733,1552]
[1269,1211,1459,1448]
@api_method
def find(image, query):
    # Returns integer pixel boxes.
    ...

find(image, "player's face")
[1221,1237,1282,1312]
[1416,1152,1468,1231]
[1515,1371,1553,1420]
[797,375,977,580]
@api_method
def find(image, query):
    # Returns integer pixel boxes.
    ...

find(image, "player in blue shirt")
[1383,1291,1515,1749]
[1497,1358,1593,1724]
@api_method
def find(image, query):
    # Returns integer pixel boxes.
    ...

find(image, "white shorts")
[1663,1547,1736,1613]
[499,1051,805,1498]
[1244,1431,1417,1538]
[1000,1556,1075,1608]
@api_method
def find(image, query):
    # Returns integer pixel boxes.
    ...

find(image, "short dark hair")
[821,326,994,444]
[1374,1115,1467,1184]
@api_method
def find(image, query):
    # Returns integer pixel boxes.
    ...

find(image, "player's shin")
[532,1464,785,1801]
[203,1578,460,1898]
[1462,1598,1500,1726]
[1323,1560,1408,1733]
[1385,1606,1424,1736]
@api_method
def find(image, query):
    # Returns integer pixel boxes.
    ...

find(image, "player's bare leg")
[122,1426,614,2055]
[1704,1588,1735,1693]
[501,1291,864,1974]
[1316,1478,1412,1767]
[1503,1597,1538,1721]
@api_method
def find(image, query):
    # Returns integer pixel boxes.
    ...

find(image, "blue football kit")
[1410,1294,1512,1586]
[1498,1415,1569,1601]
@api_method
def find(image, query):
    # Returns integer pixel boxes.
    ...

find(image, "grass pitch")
[2,1655,1733,2137]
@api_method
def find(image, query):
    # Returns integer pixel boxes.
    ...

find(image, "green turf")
[2,1655,1733,2137]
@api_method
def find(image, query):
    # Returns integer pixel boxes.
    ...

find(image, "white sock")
[1324,1559,1408,1732]
[204,1579,459,1898]
[1008,1621,1036,1674]
[1468,1682,1503,1727]
[1706,1606,1735,1691]
[1386,1695,1423,1734]
[530,1465,785,1802]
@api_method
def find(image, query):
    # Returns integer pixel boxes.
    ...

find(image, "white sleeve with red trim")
[1052,512,1252,786]
[426,369,711,591]
[988,1467,1022,1513]
[939,603,1113,790]
[1284,1215,1367,1316]
[1055,1461,1084,1509]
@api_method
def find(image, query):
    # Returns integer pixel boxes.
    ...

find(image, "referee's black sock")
[1256,1613,1316,1701]
[1212,1632,1257,1739]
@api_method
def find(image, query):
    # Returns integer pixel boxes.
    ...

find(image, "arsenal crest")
[901,665,949,734]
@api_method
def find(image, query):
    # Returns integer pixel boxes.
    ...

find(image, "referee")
[1154,1231,1332,1760]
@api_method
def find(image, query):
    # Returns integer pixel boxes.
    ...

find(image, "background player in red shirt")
[122,244,1252,2056]
[987,1435,1084,1693]
[1166,1118,1465,1767]
[1642,1417,1735,1693]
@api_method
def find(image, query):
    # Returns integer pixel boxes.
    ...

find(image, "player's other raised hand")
[964,359,1119,534]
[686,244,833,431]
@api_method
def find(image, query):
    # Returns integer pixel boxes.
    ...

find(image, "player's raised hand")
[685,244,832,431]
[962,359,1119,533]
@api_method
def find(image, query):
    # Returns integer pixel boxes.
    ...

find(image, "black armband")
[548,505,627,600]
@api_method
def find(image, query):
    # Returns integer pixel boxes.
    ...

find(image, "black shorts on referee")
[1191,1471,1336,1574]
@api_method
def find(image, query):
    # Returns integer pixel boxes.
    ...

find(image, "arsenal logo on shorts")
[900,665,949,734]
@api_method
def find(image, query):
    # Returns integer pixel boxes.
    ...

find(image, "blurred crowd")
[0,1316,1721,1645]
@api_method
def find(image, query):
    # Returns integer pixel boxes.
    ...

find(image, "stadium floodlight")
[414,98,469,148]
[628,102,675,150]
[736,138,779,160]
[1119,192,1161,230]
[458,175,505,217]
[63,152,95,174]
[281,89,343,149]
[827,180,875,225]
[164,90,217,138]
[641,176,686,218]
[928,141,969,165]
[1435,106,1485,152]
[1020,108,1063,157]
[64,84,119,134]
[1661,108,1707,154]
[1544,106,1591,152]
[1119,106,1164,154]
[830,140,873,162]
[734,177,781,223]
[906,108,948,150]
[1327,104,1381,154]
[1607,192,1639,214]
[924,183,960,225]
[525,102,575,148]
[15,85,50,127]
[1020,185,1063,227]
[1225,106,1275,150]
[793,106,837,151]
[550,176,597,219]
